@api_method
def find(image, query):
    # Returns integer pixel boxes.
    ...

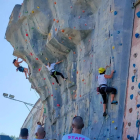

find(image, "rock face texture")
[5,0,135,139]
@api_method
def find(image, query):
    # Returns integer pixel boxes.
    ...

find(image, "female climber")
[13,57,29,79]
[46,60,67,86]
[98,66,118,117]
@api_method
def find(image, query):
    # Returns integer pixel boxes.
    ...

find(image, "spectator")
[35,122,45,138]
[62,116,90,140]
[20,128,28,140]
[34,127,46,140]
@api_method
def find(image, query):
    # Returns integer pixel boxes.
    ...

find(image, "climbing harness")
[50,70,56,76]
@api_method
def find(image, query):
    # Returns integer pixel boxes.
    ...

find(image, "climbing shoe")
[103,112,107,117]
[58,84,61,86]
[111,101,118,104]
[64,78,68,81]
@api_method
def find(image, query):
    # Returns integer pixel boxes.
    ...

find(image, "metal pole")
[3,96,41,110]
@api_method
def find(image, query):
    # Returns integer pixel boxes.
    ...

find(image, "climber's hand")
[111,70,115,73]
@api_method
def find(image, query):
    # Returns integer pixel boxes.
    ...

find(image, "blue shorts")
[17,66,24,72]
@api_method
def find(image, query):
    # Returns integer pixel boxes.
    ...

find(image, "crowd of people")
[19,116,90,140]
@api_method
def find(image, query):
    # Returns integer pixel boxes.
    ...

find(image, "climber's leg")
[106,87,118,104]
[52,75,59,84]
[100,87,107,116]
[55,71,67,80]
[24,68,29,76]
[24,71,27,79]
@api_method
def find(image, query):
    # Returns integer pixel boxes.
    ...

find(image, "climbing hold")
[25,11,28,13]
[83,10,85,13]
[117,31,120,34]
[85,23,87,26]
[119,43,122,46]
[77,71,78,74]
[69,37,72,40]
[56,20,59,23]
[52,83,54,85]
[37,6,40,8]
[74,27,76,29]
[136,11,140,18]
[133,64,136,67]
[127,135,130,139]
[115,127,117,130]
[132,76,135,82]
[80,95,81,97]
[70,6,72,8]
[44,78,46,80]
[131,86,134,90]
[138,83,140,89]
[61,29,65,32]
[26,34,28,36]
[137,104,140,108]
[138,91,140,95]
[112,46,115,49]
[32,11,34,14]
[82,79,84,81]
[38,68,41,72]
[54,2,56,4]
[31,27,34,29]
[129,108,132,113]
[128,122,131,126]
[78,16,80,19]
[107,129,109,131]
[73,52,76,54]
[46,58,48,60]
[57,104,60,107]
[136,120,140,128]
[51,94,53,96]
[112,121,114,123]
[55,28,57,31]
[135,33,139,38]
[36,58,38,60]
[30,52,33,56]
[133,53,138,58]
[114,11,117,15]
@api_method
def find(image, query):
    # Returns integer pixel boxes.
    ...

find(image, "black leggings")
[100,87,117,104]
[51,71,64,84]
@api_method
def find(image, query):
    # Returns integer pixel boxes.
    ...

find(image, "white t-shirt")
[62,133,90,140]
[46,63,56,72]
[98,74,107,87]
[35,124,42,134]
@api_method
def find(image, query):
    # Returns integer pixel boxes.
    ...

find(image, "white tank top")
[98,74,107,86]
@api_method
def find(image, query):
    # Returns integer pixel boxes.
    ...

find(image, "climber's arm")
[19,60,23,63]
[56,60,63,64]
[105,65,110,70]
[104,70,114,79]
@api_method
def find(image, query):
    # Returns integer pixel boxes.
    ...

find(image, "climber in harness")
[46,60,67,86]
[13,57,29,79]
[98,66,118,117]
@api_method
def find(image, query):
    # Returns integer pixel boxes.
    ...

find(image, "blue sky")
[0,0,39,137]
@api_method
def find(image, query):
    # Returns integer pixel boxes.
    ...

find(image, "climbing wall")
[5,0,135,140]
[123,3,140,140]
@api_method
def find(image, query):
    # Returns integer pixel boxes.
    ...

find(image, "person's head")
[36,127,46,139]
[20,128,28,139]
[37,121,41,125]
[98,67,106,75]
[13,59,17,64]
[72,116,84,134]
[47,62,51,67]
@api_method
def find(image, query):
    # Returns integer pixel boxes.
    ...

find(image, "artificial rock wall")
[5,0,135,139]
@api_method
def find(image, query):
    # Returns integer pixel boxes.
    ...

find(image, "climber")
[98,66,118,117]
[35,121,45,138]
[13,57,29,79]
[62,116,90,140]
[46,60,67,86]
